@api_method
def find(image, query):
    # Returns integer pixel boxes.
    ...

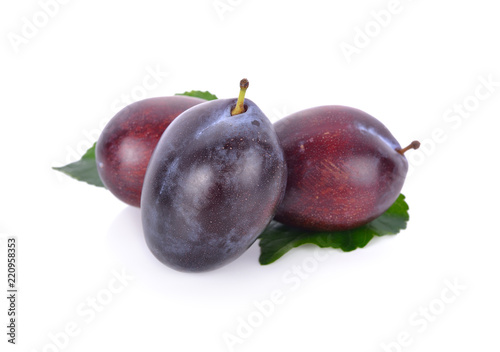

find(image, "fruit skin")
[141,98,287,272]
[96,96,204,207]
[274,105,408,231]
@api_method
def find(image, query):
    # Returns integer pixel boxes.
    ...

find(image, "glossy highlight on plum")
[141,81,287,272]
[274,105,419,231]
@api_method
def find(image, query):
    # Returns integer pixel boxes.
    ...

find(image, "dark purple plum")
[96,96,204,207]
[274,105,419,231]
[141,87,287,272]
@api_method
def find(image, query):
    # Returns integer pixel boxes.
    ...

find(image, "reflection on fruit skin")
[96,96,205,207]
[141,98,287,272]
[274,105,409,231]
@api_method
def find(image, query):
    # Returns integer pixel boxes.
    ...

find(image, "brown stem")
[397,140,421,155]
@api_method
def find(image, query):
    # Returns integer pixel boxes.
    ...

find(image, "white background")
[1,0,499,351]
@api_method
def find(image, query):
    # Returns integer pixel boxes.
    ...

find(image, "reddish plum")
[96,96,204,207]
[274,105,419,231]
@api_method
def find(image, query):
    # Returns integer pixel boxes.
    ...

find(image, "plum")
[141,80,287,272]
[274,105,419,231]
[96,96,204,207]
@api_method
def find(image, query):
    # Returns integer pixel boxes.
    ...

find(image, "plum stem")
[397,140,421,155]
[231,78,249,116]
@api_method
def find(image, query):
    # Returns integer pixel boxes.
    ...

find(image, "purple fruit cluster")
[96,85,418,272]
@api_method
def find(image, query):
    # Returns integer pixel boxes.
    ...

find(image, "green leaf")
[258,194,409,265]
[53,143,105,188]
[175,90,218,101]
